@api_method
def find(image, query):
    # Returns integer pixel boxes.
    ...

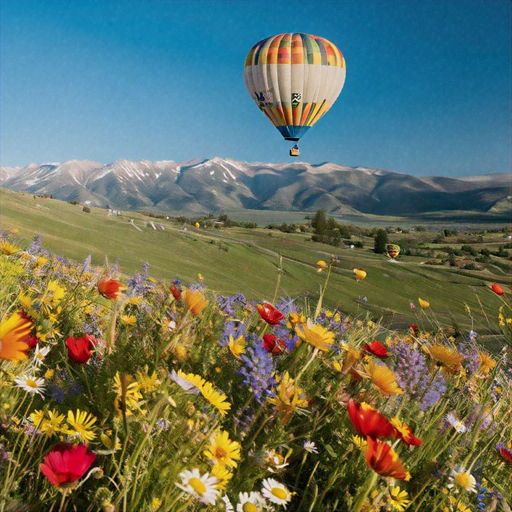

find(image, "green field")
[1,188,510,342]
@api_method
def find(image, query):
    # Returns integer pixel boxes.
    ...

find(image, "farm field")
[1,188,510,343]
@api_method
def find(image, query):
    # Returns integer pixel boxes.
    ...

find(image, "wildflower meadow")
[0,230,511,512]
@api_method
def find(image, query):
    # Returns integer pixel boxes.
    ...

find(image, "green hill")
[1,188,509,341]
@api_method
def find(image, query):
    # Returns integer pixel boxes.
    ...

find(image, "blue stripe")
[277,125,311,141]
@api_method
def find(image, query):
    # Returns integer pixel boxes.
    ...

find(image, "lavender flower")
[217,293,247,316]
[239,341,276,404]
[393,341,446,411]
[219,320,247,347]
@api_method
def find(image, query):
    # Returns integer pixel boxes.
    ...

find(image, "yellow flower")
[30,409,46,428]
[0,311,32,361]
[388,487,410,511]
[352,435,368,449]
[296,319,334,352]
[114,373,143,413]
[18,291,33,311]
[149,497,162,512]
[427,345,463,374]
[269,372,308,418]
[127,296,142,305]
[185,288,209,316]
[36,256,48,267]
[40,410,66,436]
[478,351,496,377]
[136,370,161,393]
[0,240,21,255]
[204,430,241,468]
[316,260,328,272]
[200,381,231,416]
[67,409,97,443]
[209,464,233,490]
[121,315,137,326]
[366,360,403,395]
[418,298,430,308]
[228,334,246,359]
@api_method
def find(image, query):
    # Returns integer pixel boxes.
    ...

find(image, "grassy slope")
[1,188,509,338]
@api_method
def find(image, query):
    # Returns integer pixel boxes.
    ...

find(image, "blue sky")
[1,0,511,176]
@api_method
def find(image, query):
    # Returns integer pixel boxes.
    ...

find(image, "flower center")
[189,477,206,495]
[454,473,471,489]
[243,503,258,512]
[271,487,287,500]
[215,447,228,462]
[26,379,38,389]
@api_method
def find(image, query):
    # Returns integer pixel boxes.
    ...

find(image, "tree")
[311,210,327,236]
[374,229,388,254]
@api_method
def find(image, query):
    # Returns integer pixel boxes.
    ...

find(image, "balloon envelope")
[386,244,401,259]
[353,268,367,280]
[244,33,346,142]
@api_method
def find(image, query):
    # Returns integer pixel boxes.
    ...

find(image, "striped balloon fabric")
[244,33,346,142]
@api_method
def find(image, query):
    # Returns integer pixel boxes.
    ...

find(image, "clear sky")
[1,0,511,176]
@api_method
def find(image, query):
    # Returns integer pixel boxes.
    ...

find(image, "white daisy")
[33,345,51,367]
[303,440,318,454]
[14,375,46,397]
[448,467,477,492]
[261,478,292,508]
[446,413,467,433]
[222,495,234,512]
[175,468,219,505]
[237,492,264,512]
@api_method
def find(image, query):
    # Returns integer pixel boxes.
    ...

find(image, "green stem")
[352,471,379,512]
[272,254,283,304]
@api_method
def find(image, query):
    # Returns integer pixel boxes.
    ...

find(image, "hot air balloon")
[195,222,200,229]
[386,244,401,261]
[244,33,346,156]
[353,268,367,281]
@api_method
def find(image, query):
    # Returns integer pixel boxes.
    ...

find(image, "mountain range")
[1,157,510,216]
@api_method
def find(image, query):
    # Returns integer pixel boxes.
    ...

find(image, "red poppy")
[40,443,96,489]
[498,445,512,465]
[347,400,396,439]
[256,302,285,325]
[363,341,389,359]
[26,335,39,349]
[491,283,504,296]
[98,277,126,300]
[65,335,97,364]
[365,437,410,480]
[170,285,182,301]
[262,334,287,355]
[409,324,419,336]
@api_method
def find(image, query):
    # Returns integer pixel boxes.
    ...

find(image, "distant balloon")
[195,222,200,229]
[386,244,401,260]
[353,268,367,281]
[244,33,346,154]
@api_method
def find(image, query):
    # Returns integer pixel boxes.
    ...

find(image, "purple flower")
[392,341,446,411]
[239,341,276,404]
[219,320,247,347]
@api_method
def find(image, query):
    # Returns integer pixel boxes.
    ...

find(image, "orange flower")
[427,344,463,374]
[365,437,410,480]
[185,288,209,316]
[98,278,126,300]
[366,360,403,395]
[347,400,395,439]
[477,351,496,377]
[0,312,32,361]
[390,418,422,446]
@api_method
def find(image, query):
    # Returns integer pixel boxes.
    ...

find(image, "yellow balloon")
[195,222,200,228]
[418,298,430,308]
[353,268,367,281]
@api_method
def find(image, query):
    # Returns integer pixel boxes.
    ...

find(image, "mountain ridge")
[1,158,510,216]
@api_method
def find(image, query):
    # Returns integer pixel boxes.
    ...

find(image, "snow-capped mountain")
[1,157,510,215]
